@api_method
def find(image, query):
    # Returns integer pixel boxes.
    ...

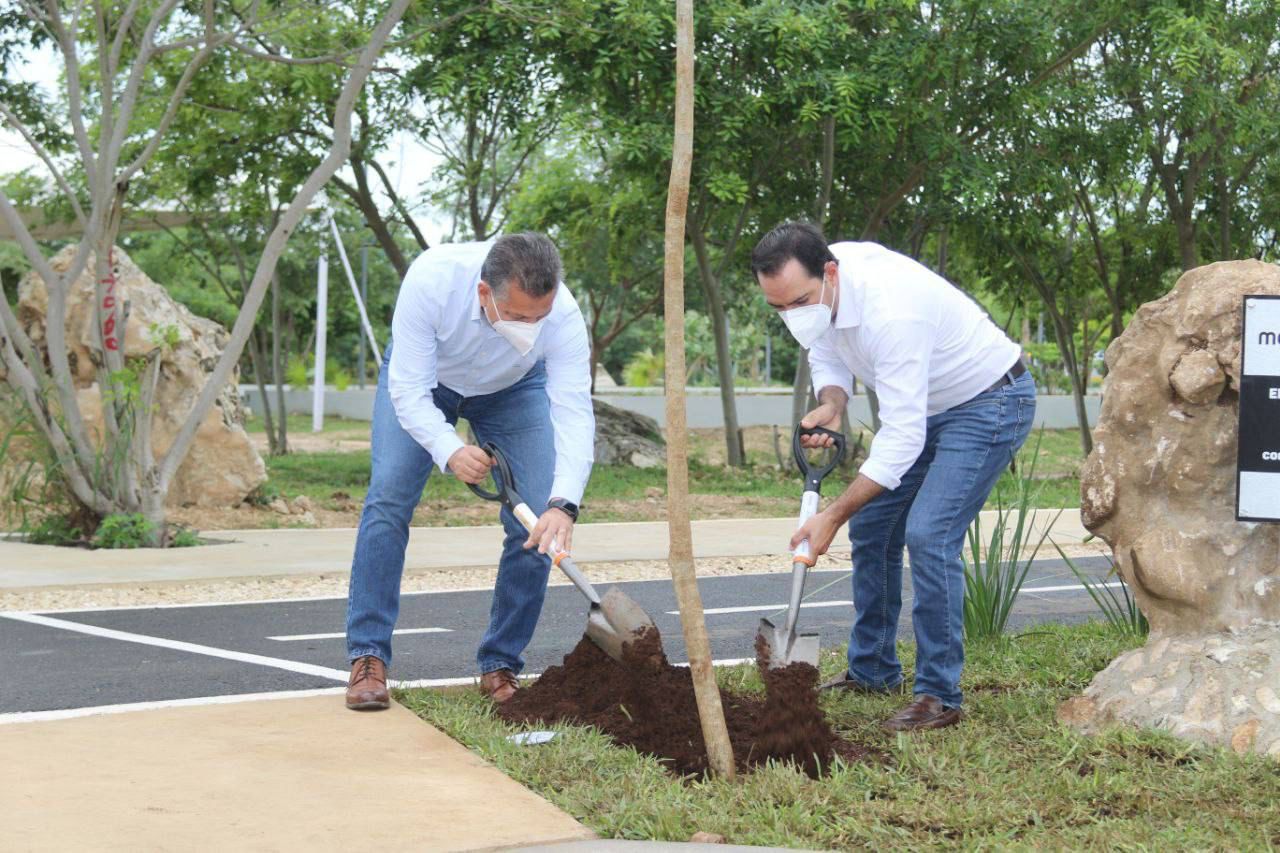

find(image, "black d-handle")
[792,425,847,494]
[466,442,523,509]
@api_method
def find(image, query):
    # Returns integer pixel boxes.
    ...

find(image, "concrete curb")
[0,510,1089,590]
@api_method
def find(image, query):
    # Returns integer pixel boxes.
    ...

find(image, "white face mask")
[488,296,546,357]
[780,273,833,349]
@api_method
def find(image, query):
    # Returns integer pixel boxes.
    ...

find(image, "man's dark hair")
[482,232,563,298]
[750,221,836,279]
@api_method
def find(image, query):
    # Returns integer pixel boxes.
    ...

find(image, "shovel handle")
[466,442,523,509]
[792,490,821,565]
[469,443,599,605]
[793,425,846,494]
[511,503,601,605]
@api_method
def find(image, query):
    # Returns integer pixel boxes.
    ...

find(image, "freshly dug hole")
[498,629,872,778]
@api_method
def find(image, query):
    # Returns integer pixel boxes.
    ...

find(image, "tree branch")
[156,0,413,494]
[0,102,87,226]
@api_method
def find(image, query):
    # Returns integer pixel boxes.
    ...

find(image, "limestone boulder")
[592,399,664,468]
[15,246,265,507]
[1065,260,1280,760]
[1080,260,1280,634]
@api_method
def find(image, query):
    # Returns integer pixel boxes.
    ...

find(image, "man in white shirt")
[344,233,595,710]
[752,222,1035,732]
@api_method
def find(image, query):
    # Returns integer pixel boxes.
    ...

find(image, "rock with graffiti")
[15,246,265,507]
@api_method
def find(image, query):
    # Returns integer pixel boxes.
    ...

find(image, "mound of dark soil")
[498,630,872,778]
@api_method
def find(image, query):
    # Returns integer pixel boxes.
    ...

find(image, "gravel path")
[0,541,1111,613]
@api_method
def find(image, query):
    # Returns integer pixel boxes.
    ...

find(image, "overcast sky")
[2,44,452,247]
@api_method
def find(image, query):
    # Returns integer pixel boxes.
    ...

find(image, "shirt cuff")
[428,429,467,475]
[858,456,902,491]
[810,366,854,399]
[549,475,586,507]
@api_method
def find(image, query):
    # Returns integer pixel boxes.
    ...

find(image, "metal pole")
[327,214,381,364]
[313,254,328,433]
[358,243,369,388]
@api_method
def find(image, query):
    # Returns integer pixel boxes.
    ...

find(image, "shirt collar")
[471,285,484,322]
[833,257,862,329]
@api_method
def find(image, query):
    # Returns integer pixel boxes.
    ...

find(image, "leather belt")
[982,358,1028,395]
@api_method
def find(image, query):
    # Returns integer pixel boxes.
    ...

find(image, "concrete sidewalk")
[1,694,595,852]
[0,510,1089,589]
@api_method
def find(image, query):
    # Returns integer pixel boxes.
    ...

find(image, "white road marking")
[1,612,351,682]
[0,659,758,725]
[1022,581,1124,594]
[268,627,451,642]
[677,579,1120,616]
[670,601,854,616]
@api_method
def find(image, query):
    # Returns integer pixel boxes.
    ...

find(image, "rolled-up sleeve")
[388,280,465,473]
[807,330,854,399]
[543,303,595,505]
[859,318,934,490]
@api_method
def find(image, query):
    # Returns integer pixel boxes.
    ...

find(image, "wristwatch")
[546,498,579,522]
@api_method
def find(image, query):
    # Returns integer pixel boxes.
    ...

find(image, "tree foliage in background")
[6,0,1280,490]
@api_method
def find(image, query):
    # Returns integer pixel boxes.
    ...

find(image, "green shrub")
[329,357,352,391]
[285,356,309,388]
[963,430,1056,642]
[26,514,85,546]
[167,525,202,548]
[622,348,664,387]
[246,481,281,506]
[1058,544,1149,638]
[93,513,157,549]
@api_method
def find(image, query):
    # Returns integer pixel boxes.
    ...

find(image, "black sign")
[1237,295,1280,522]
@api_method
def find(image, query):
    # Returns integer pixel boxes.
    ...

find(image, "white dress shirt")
[388,240,595,504]
[808,242,1023,491]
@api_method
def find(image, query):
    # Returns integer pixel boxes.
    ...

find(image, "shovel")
[466,441,661,664]
[757,424,847,670]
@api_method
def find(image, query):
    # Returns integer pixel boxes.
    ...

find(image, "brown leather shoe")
[346,655,390,711]
[881,694,963,732]
[479,669,519,703]
[819,672,904,695]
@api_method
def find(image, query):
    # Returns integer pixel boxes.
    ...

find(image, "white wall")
[240,384,1100,430]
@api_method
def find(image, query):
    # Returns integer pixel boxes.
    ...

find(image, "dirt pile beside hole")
[753,636,834,777]
[498,630,871,778]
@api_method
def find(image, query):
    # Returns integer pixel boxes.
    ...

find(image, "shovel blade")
[585,586,660,665]
[756,616,820,669]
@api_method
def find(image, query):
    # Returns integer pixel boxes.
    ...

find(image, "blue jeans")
[346,343,556,674]
[846,371,1036,707]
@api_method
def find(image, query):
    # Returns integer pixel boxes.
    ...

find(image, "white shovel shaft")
[793,490,820,562]
[514,502,564,554]
[513,502,600,606]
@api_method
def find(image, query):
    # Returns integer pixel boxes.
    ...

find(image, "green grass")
[244,413,368,435]
[399,623,1280,849]
[260,428,1086,520]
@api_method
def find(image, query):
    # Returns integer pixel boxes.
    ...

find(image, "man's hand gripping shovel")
[467,442,662,665]
[757,425,847,669]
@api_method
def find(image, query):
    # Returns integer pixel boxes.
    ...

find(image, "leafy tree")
[0,0,411,541]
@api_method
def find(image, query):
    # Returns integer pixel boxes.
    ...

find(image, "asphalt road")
[0,556,1114,715]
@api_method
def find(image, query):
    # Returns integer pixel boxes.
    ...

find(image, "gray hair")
[481,232,563,298]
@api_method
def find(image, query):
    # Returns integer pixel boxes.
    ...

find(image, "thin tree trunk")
[791,354,812,430]
[662,0,735,780]
[340,157,409,280]
[690,228,743,466]
[249,325,277,455]
[272,269,289,455]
